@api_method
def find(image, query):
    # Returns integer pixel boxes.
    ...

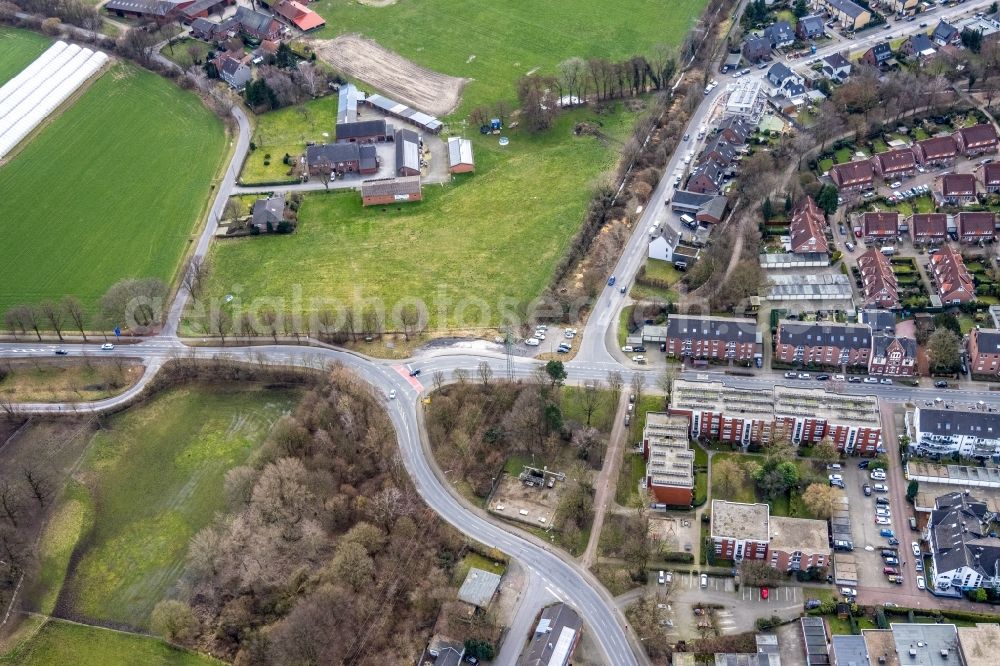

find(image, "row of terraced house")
[829,123,999,191]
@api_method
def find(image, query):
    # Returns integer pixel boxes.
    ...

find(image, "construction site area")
[489,465,566,529]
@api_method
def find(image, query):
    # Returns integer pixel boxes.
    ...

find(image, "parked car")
[525,338,540,346]
[828,474,844,484]
[883,566,899,575]
[875,507,891,518]
[880,528,895,538]
[797,373,811,379]
[847,376,861,383]
[833,374,845,381]
[880,378,893,384]
[700,574,708,588]
[885,556,899,565]
[816,374,830,381]
[874,483,889,493]
[622,346,633,353]
[888,537,900,546]
[760,587,769,600]
[804,599,822,610]
[784,371,797,378]
[607,276,616,286]
[917,577,926,590]
[659,570,666,584]
[935,380,949,388]
[876,497,890,506]
[858,460,870,469]
[875,516,891,525]
[633,346,646,353]
[912,541,921,557]
[870,469,887,480]
[915,560,923,573]
[863,484,872,496]
[863,376,878,384]
[840,586,857,598]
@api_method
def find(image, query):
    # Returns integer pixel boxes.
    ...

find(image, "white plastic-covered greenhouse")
[0,41,109,160]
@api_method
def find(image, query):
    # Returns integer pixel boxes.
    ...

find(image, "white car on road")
[917,577,926,590]
[873,483,889,493]
[870,469,887,480]
[912,541,921,557]
[525,338,540,346]
[101,343,114,350]
[875,516,891,525]
[388,390,396,399]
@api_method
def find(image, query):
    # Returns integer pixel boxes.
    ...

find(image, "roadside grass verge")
[0,58,225,320]
[0,618,221,665]
[0,360,144,403]
[200,106,638,331]
[58,385,298,628]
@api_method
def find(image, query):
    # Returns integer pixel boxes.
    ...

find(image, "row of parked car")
[783,371,893,384]
[887,182,930,203]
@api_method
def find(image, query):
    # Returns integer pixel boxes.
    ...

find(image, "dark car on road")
[863,484,872,496]
[858,460,870,469]
[934,381,949,388]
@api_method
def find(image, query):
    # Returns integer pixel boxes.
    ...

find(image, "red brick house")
[336,119,391,144]
[979,162,1000,193]
[869,333,917,376]
[774,322,872,368]
[642,413,694,506]
[663,315,761,362]
[360,176,422,206]
[956,211,996,243]
[768,516,830,572]
[871,148,917,180]
[954,123,999,157]
[930,245,976,304]
[970,328,1000,375]
[711,501,770,562]
[789,196,828,254]
[829,160,874,191]
[857,248,900,309]
[934,173,978,206]
[912,135,958,166]
[861,211,900,243]
[687,161,725,195]
[908,213,948,245]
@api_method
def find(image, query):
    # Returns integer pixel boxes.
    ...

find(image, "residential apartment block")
[662,315,763,363]
[642,413,695,506]
[929,492,1000,593]
[910,407,1000,458]
[857,248,900,309]
[711,500,829,570]
[971,328,1000,376]
[929,245,976,304]
[789,196,828,254]
[671,380,882,454]
[774,322,872,368]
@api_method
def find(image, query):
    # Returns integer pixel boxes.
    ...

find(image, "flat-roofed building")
[958,623,1000,666]
[711,500,770,561]
[642,413,694,505]
[768,515,830,572]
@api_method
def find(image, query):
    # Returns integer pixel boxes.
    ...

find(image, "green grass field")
[0,619,221,666]
[159,38,212,69]
[0,28,49,85]
[0,57,225,320]
[242,94,339,184]
[307,0,707,116]
[57,385,298,628]
[200,105,637,331]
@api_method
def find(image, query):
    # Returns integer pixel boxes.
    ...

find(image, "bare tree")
[656,366,676,409]
[477,361,493,387]
[260,306,279,343]
[453,368,470,384]
[0,479,21,527]
[213,308,233,345]
[4,307,26,339]
[607,370,624,403]
[62,296,87,341]
[183,256,210,300]
[581,379,603,427]
[432,370,445,391]
[38,300,64,340]
[22,465,51,508]
[630,372,646,403]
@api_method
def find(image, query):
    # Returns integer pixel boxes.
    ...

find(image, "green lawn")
[0,619,221,666]
[818,157,834,173]
[834,147,854,164]
[561,386,616,432]
[159,38,212,69]
[0,58,226,321]
[241,94,340,184]
[0,27,49,85]
[306,0,708,116]
[56,385,298,628]
[199,106,637,331]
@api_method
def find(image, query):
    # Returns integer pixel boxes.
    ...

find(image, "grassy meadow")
[46,385,298,628]
[0,619,221,666]
[0,27,50,85]
[201,105,639,331]
[0,57,226,320]
[307,0,708,115]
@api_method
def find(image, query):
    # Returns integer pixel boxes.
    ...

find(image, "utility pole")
[502,325,515,381]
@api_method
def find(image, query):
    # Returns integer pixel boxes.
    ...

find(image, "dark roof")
[234,6,276,33]
[359,143,377,171]
[830,160,874,183]
[831,635,869,666]
[916,135,958,158]
[517,603,583,666]
[701,137,738,165]
[827,0,866,19]
[690,161,725,189]
[799,14,826,35]
[181,0,226,18]
[906,33,936,54]
[778,322,872,349]
[672,190,716,208]
[873,148,916,173]
[306,142,360,166]
[699,196,728,220]
[957,123,999,148]
[873,332,916,359]
[909,213,947,237]
[336,119,388,140]
[939,173,977,196]
[764,20,795,43]
[858,309,896,333]
[975,328,1000,354]
[717,116,752,143]
[666,315,759,344]
[930,491,1000,577]
[743,36,770,54]
[957,211,996,235]
[933,20,959,42]
[862,212,899,236]
[361,176,422,198]
[982,162,1000,185]
[823,52,850,70]
[768,62,794,83]
[105,0,182,16]
[869,42,892,60]
[251,194,284,227]
[921,409,1000,441]
[395,128,420,173]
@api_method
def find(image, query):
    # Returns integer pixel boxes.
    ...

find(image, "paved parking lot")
[843,466,897,590]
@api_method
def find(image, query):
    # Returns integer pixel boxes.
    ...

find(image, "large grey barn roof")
[666,315,759,344]
[778,322,871,349]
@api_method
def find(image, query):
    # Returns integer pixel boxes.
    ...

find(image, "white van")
[680,213,696,228]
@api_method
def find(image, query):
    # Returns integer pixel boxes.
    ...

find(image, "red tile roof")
[938,173,977,196]
[914,135,958,160]
[862,211,900,237]
[956,211,996,237]
[931,245,975,302]
[981,162,1000,186]
[789,196,828,254]
[956,123,999,150]
[830,160,874,186]
[872,148,916,174]
[857,248,899,309]
[909,213,947,239]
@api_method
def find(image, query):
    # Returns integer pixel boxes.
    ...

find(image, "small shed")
[457,567,501,609]
[447,137,475,173]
